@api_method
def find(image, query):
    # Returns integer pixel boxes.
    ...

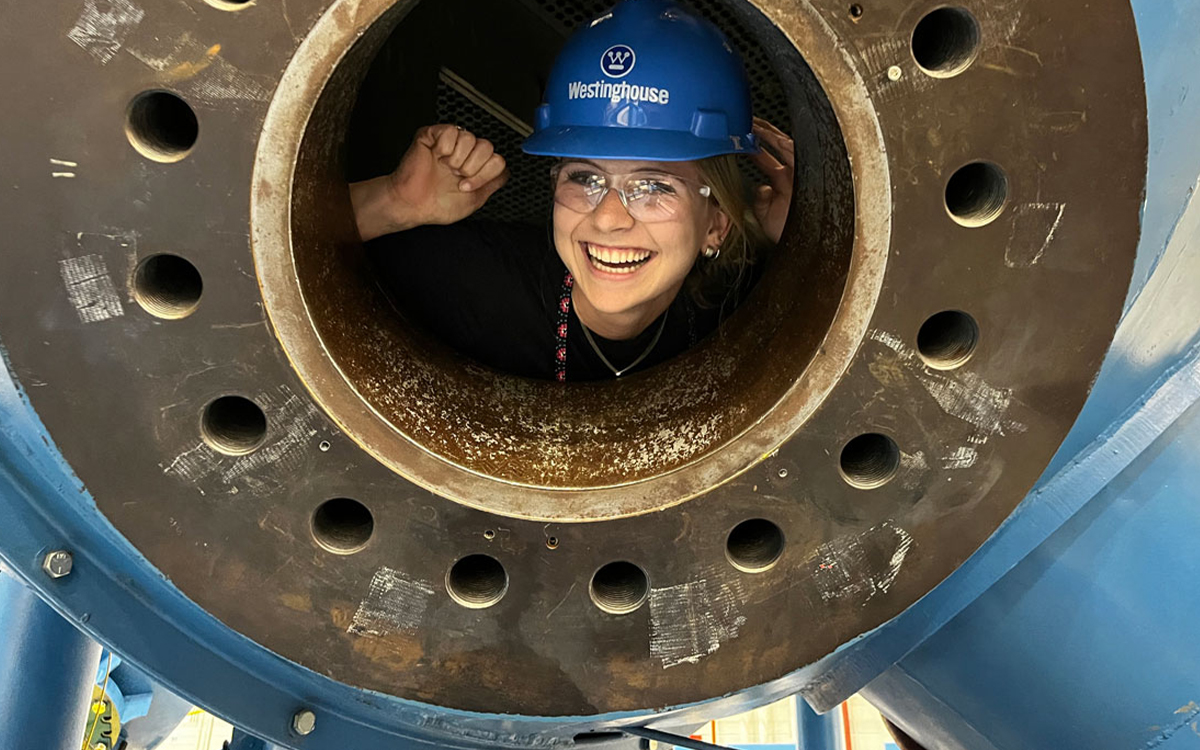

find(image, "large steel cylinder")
[0,0,1169,748]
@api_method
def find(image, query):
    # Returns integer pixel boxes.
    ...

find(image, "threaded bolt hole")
[839,433,901,489]
[447,554,508,608]
[945,161,1009,227]
[918,310,979,369]
[911,7,981,78]
[726,518,785,573]
[590,561,648,615]
[133,254,202,319]
[311,498,374,554]
[201,396,267,456]
[849,4,864,20]
[125,91,198,163]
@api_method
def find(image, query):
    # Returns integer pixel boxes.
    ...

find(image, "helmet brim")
[522,125,757,162]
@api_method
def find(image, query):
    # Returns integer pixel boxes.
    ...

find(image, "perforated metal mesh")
[436,82,554,225]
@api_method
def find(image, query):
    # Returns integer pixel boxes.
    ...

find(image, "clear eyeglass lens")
[555,168,690,222]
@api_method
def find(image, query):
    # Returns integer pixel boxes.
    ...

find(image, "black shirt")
[367,220,730,381]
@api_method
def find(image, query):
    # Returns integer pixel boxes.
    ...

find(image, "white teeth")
[584,243,652,272]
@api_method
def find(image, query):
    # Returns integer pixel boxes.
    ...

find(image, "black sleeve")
[365,220,555,375]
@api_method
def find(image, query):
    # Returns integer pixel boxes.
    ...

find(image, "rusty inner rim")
[251,0,889,521]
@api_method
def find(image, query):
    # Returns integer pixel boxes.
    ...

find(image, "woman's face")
[552,158,729,320]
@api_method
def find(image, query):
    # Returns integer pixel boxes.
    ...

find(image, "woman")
[350,0,793,381]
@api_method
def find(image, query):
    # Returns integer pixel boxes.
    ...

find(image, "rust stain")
[162,43,222,82]
[279,591,312,612]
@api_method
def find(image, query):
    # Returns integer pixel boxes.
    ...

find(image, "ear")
[705,204,732,248]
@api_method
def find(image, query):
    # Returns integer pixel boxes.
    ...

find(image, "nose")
[589,187,636,232]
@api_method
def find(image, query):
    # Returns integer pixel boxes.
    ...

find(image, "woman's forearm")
[349,175,422,242]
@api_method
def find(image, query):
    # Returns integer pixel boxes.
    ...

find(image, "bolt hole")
[726,518,785,573]
[318,440,331,452]
[911,7,981,78]
[483,529,496,540]
[590,561,648,615]
[132,254,203,319]
[839,433,901,489]
[311,498,374,554]
[447,554,508,608]
[201,396,267,456]
[546,536,559,549]
[203,0,254,9]
[125,91,199,163]
[573,732,626,745]
[849,3,863,20]
[918,310,979,369]
[945,161,1009,227]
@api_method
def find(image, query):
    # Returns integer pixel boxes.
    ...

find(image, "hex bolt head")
[292,708,316,736]
[42,550,73,578]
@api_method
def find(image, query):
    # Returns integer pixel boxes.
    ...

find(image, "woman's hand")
[749,118,794,245]
[350,124,509,242]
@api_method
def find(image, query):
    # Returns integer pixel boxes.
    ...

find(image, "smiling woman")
[349,0,788,381]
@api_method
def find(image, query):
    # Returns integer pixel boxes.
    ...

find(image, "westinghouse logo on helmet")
[601,45,636,78]
[567,80,670,105]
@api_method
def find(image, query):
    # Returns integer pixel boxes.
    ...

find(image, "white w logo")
[606,51,630,68]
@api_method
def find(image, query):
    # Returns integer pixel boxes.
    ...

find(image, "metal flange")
[0,0,1144,739]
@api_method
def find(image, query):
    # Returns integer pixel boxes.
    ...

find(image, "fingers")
[752,117,795,169]
[749,148,791,193]
[473,169,511,202]
[458,138,495,178]
[459,153,506,192]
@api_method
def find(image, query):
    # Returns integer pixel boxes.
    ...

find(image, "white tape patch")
[67,0,145,64]
[649,566,747,668]
[162,384,322,488]
[870,330,1026,437]
[349,567,436,636]
[811,522,914,605]
[58,254,124,323]
[942,445,979,470]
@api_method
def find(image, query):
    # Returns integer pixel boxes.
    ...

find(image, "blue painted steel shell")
[0,568,103,750]
[0,1,1197,749]
[521,0,758,161]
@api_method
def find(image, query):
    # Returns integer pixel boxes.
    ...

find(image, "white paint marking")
[942,445,979,470]
[649,565,747,668]
[50,159,79,167]
[1005,202,1066,268]
[67,0,145,64]
[52,172,77,179]
[870,330,1027,436]
[58,254,124,323]
[348,567,436,636]
[811,522,914,605]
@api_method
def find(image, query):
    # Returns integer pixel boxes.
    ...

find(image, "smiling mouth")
[583,242,654,275]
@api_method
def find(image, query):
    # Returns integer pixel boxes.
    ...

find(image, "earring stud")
[703,245,721,259]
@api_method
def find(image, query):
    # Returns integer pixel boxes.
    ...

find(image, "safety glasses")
[551,162,712,223]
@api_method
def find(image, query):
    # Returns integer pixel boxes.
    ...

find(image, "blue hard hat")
[521,0,758,161]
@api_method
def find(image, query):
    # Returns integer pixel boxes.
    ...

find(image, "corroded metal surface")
[0,0,1145,723]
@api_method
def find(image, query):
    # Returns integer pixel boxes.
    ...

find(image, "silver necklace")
[580,310,669,378]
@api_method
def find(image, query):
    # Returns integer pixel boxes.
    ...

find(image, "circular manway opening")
[263,0,869,517]
[726,518,785,572]
[911,7,980,78]
[945,161,1008,227]
[201,395,267,456]
[590,561,649,615]
[133,254,203,319]
[125,90,199,163]
[918,310,978,370]
[447,554,508,608]
[311,498,375,554]
[839,433,900,489]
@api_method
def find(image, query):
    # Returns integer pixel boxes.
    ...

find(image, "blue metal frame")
[0,567,103,750]
[2,1,1198,749]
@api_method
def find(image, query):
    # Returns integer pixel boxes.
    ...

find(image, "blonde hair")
[685,154,771,311]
